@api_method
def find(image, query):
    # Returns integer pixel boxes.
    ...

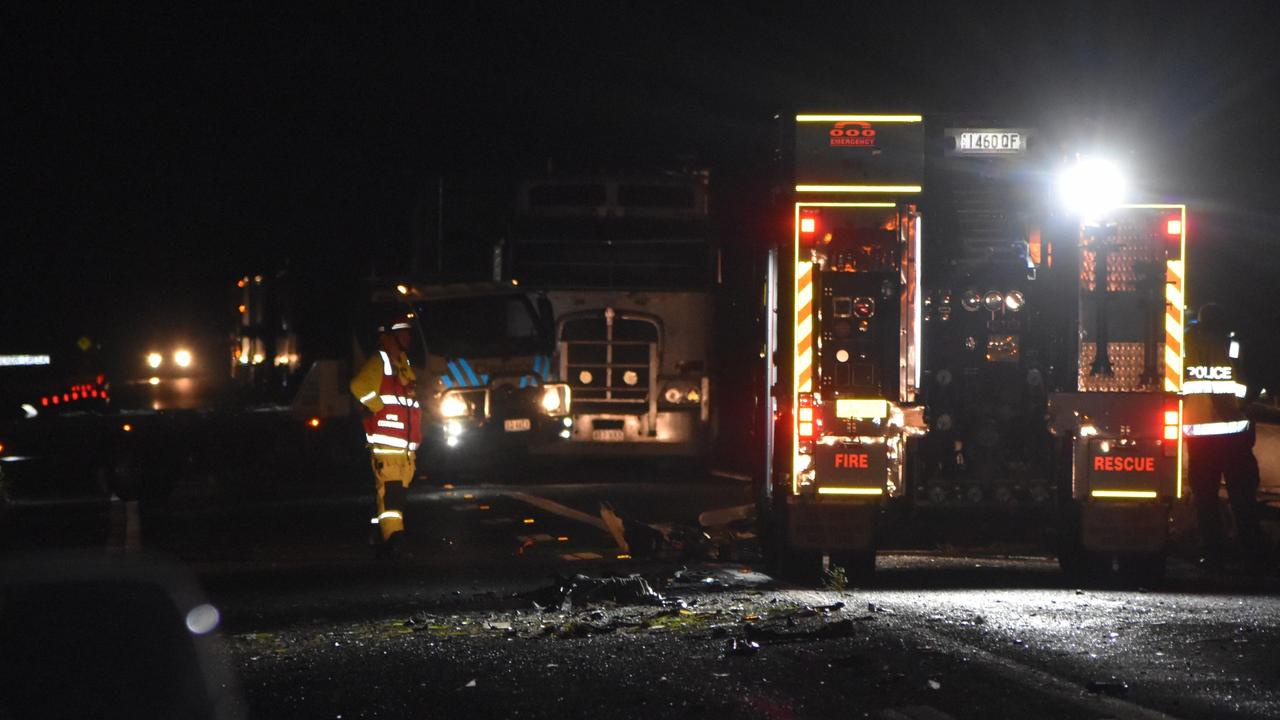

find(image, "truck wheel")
[1118,552,1167,586]
[831,551,876,584]
[775,544,826,586]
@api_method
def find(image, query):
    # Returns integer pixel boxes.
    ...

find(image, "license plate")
[957,131,1022,153]
[592,429,625,441]
[504,418,531,432]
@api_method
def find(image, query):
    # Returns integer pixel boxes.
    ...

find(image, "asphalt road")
[6,455,1280,719]
[66,458,1262,720]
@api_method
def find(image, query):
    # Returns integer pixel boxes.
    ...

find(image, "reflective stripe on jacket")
[1182,325,1248,436]
[350,350,422,450]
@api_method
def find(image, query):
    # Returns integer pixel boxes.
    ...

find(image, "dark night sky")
[5,1,1280,352]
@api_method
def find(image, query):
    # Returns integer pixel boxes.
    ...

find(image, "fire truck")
[918,121,1186,580]
[761,113,1186,582]
[758,114,927,578]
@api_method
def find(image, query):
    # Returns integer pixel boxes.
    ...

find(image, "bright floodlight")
[1058,157,1126,218]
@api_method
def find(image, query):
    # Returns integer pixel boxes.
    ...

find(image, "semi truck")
[502,173,718,459]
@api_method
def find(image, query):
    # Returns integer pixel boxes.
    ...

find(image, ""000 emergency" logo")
[829,121,877,147]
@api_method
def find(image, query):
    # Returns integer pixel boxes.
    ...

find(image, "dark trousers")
[1186,426,1264,558]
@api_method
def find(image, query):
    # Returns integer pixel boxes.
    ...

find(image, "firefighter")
[350,316,421,555]
[1182,302,1265,571]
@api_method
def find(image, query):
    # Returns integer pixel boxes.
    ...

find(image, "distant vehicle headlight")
[440,393,469,418]
[174,349,193,368]
[146,352,163,369]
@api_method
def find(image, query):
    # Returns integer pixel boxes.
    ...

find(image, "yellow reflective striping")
[1164,256,1185,392]
[795,184,922,194]
[795,114,923,123]
[817,487,884,496]
[1090,490,1157,499]
[796,260,814,394]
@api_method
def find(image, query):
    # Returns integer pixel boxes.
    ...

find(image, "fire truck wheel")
[830,551,876,582]
[772,543,825,586]
[1118,552,1167,586]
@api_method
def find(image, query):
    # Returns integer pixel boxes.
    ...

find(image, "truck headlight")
[440,393,469,418]
[541,384,570,414]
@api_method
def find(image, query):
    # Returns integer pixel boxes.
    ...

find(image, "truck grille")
[561,313,658,414]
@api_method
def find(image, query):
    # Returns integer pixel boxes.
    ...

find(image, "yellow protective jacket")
[349,349,421,450]
[1182,325,1248,437]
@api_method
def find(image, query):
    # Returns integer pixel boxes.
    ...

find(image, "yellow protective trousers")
[370,448,415,541]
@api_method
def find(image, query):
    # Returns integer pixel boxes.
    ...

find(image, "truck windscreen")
[510,218,711,290]
[414,295,547,358]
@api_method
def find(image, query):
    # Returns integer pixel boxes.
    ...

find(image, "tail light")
[1164,213,1184,257]
[797,393,820,440]
[1163,400,1181,453]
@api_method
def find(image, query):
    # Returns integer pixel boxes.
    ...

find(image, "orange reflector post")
[307,417,321,428]
[523,518,535,524]
[122,424,133,432]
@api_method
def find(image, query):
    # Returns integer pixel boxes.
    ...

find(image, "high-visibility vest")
[350,350,422,451]
[1182,326,1248,437]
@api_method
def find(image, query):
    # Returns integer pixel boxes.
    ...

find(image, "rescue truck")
[501,173,717,459]
[758,114,927,578]
[917,120,1186,579]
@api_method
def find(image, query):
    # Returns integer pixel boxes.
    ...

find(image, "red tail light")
[1165,218,1182,237]
[1163,401,1181,444]
[797,394,818,440]
[800,216,816,234]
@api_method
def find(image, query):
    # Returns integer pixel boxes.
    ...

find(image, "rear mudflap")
[1080,502,1168,554]
[786,496,877,551]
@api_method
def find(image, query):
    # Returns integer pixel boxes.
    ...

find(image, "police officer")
[1182,302,1265,570]
[349,315,422,556]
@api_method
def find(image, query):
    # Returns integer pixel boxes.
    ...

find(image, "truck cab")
[370,282,571,467]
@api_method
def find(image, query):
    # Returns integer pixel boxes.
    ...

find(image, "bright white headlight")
[146,352,163,369]
[440,394,468,418]
[541,387,562,413]
[174,349,193,368]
